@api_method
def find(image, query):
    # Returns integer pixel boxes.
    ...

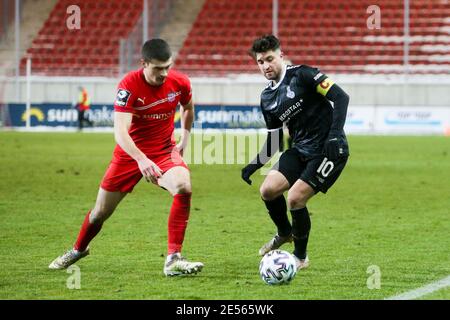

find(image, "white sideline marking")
[385,275,450,300]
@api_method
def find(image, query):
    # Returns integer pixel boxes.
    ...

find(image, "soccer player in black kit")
[242,35,350,270]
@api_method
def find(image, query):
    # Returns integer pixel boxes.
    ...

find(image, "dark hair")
[142,39,172,62]
[250,35,281,58]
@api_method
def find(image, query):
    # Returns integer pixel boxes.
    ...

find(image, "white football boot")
[294,254,310,270]
[258,234,293,256]
[48,247,90,270]
[163,253,204,276]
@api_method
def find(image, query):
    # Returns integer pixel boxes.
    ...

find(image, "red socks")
[168,193,191,254]
[74,210,103,252]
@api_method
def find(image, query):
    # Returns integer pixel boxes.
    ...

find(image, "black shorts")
[273,148,348,193]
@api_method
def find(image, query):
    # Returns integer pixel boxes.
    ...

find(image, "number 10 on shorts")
[317,157,334,177]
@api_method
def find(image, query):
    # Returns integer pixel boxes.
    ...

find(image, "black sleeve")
[249,128,284,167]
[297,65,349,136]
[298,65,328,91]
[262,108,283,131]
[325,84,350,136]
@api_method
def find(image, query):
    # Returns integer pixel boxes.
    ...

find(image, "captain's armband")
[316,78,335,96]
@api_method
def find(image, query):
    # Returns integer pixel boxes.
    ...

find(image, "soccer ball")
[259,250,297,285]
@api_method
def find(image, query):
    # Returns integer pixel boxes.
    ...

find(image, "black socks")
[291,207,311,259]
[263,195,292,237]
[263,197,311,259]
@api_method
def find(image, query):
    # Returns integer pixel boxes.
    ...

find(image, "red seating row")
[20,0,144,76]
[174,0,450,75]
[54,0,142,11]
[21,0,450,76]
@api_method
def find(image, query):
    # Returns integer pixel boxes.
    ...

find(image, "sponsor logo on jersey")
[140,110,175,120]
[115,89,131,106]
[313,72,323,81]
[137,97,146,104]
[286,86,295,99]
[287,65,301,70]
[279,99,303,122]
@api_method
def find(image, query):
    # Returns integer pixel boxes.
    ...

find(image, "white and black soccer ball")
[259,250,297,285]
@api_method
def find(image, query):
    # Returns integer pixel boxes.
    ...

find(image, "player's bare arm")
[176,99,194,156]
[113,111,162,183]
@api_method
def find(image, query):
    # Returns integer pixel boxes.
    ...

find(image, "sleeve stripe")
[267,127,283,132]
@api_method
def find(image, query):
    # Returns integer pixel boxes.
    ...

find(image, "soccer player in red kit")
[49,39,203,276]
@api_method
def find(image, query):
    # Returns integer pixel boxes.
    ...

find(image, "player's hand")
[323,137,340,160]
[137,157,162,184]
[176,134,189,156]
[241,163,260,185]
[176,141,187,157]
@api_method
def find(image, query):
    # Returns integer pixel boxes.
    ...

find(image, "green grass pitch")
[0,132,449,299]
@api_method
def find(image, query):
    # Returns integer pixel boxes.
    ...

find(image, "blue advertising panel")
[7,103,266,129]
[193,105,265,129]
[7,103,114,127]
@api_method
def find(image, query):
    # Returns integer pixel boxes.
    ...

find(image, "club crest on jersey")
[167,92,176,102]
[286,86,295,99]
[115,89,131,106]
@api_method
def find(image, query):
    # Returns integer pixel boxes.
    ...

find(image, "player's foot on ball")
[258,234,293,256]
[163,252,204,276]
[294,254,310,270]
[48,247,90,270]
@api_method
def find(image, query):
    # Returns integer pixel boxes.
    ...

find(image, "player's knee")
[90,205,113,224]
[287,192,307,209]
[173,181,192,194]
[260,184,278,201]
[89,211,105,224]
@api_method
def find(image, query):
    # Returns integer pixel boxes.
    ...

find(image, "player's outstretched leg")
[49,189,126,269]
[49,209,99,270]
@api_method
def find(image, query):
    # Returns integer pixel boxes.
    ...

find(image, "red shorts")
[100,148,188,193]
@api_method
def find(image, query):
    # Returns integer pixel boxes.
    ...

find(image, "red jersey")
[113,68,192,159]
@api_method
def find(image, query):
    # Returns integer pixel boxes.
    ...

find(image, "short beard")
[264,72,278,81]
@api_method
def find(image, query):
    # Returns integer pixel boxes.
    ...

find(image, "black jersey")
[260,64,349,159]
